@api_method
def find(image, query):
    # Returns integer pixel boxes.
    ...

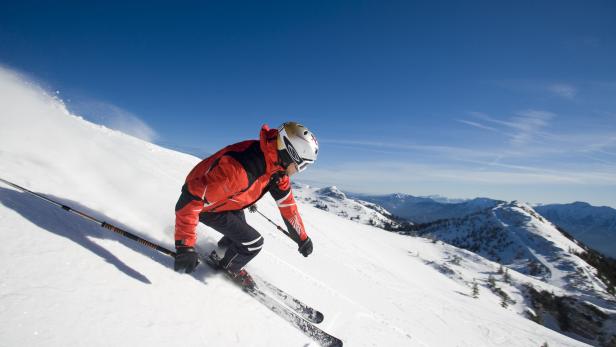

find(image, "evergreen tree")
[500,294,508,308]
[503,268,511,284]
[488,275,496,288]
[472,280,479,298]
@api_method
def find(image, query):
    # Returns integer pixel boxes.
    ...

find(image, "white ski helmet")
[277,122,319,172]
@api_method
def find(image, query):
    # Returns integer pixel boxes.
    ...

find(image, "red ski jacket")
[174,125,308,247]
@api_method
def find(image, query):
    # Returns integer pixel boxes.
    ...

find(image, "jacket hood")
[259,124,284,172]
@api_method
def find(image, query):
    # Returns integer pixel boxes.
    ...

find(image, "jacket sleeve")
[175,156,249,247]
[269,173,308,244]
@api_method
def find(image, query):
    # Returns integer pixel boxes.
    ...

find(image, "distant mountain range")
[347,192,502,223]
[344,192,616,260]
[535,202,616,259]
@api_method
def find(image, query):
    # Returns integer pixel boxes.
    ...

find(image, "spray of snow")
[68,98,158,142]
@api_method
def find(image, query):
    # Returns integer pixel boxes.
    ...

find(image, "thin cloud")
[583,135,616,153]
[327,112,614,165]
[492,79,579,100]
[597,149,616,157]
[303,161,616,189]
[547,83,577,99]
[581,154,616,166]
[469,110,555,146]
[320,138,503,161]
[321,132,582,164]
[457,119,498,132]
[508,110,555,145]
[536,130,616,155]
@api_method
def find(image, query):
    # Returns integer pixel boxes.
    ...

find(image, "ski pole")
[0,177,177,258]
[252,208,296,240]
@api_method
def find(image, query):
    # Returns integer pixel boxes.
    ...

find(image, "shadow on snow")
[0,186,217,285]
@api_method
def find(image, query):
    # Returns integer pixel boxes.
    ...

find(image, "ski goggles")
[285,147,312,173]
[295,159,312,173]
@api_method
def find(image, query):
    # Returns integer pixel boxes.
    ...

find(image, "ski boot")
[226,268,256,289]
[207,250,256,289]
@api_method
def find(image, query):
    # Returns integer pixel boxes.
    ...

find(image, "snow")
[292,183,408,230]
[415,200,615,304]
[0,66,593,346]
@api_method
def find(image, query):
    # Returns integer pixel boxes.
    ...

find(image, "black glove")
[248,204,258,213]
[298,237,313,257]
[174,247,199,273]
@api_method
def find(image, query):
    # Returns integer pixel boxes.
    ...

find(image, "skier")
[173,122,318,285]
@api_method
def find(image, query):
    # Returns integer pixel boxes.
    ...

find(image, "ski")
[251,275,324,324]
[240,281,343,347]
[203,256,343,347]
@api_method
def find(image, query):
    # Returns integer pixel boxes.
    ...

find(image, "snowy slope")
[292,184,412,230]
[298,183,616,343]
[0,66,595,347]
[415,202,614,297]
[414,201,616,342]
[535,202,616,259]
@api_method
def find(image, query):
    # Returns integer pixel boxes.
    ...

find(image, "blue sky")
[1,1,615,207]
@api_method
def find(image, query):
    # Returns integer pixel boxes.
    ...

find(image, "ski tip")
[314,311,325,324]
[327,339,343,347]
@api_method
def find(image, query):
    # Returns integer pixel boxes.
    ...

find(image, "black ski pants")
[199,209,264,272]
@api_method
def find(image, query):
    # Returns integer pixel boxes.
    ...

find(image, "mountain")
[0,66,613,346]
[412,201,616,344]
[414,202,606,291]
[422,194,469,204]
[292,185,413,231]
[535,202,616,259]
[353,191,616,261]
[293,184,616,345]
[345,191,616,262]
[292,187,615,299]
[298,189,616,344]
[350,192,502,223]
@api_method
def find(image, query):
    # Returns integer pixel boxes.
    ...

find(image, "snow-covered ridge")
[0,66,609,346]
[292,183,412,230]
[415,201,608,294]
[356,190,616,261]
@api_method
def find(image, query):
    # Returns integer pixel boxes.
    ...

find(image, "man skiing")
[173,122,319,284]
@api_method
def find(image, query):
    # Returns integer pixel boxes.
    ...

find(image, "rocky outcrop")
[526,286,616,347]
